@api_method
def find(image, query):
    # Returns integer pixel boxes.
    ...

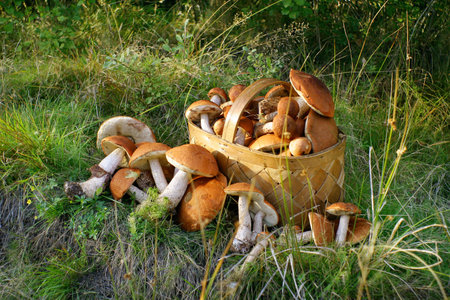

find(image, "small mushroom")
[156,144,219,210]
[346,217,371,244]
[228,84,246,102]
[64,136,136,199]
[225,183,264,253]
[128,142,171,193]
[273,114,298,140]
[289,137,311,156]
[249,134,289,153]
[277,97,300,119]
[249,199,279,242]
[185,100,222,134]
[110,168,148,203]
[213,118,225,136]
[177,173,227,231]
[326,202,361,246]
[208,87,228,106]
[254,122,274,138]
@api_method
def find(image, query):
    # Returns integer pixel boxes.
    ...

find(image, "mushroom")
[96,116,156,148]
[277,97,300,119]
[128,142,171,193]
[110,168,148,203]
[326,202,361,246]
[156,144,219,210]
[208,87,228,106]
[304,110,338,153]
[177,173,227,231]
[346,217,371,245]
[289,137,311,156]
[224,183,264,253]
[248,198,279,242]
[185,100,222,134]
[272,114,298,140]
[64,135,136,199]
[265,85,289,99]
[254,122,274,138]
[249,134,289,153]
[228,84,246,102]
[289,69,335,118]
[309,212,336,246]
[213,118,225,136]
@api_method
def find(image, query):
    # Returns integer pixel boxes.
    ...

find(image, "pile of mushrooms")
[186,69,339,156]
[62,69,371,278]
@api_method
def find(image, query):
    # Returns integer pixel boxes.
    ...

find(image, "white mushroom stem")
[128,185,148,203]
[210,95,222,106]
[148,158,168,192]
[335,215,351,246]
[295,231,312,244]
[156,170,191,209]
[64,148,125,199]
[251,210,265,242]
[200,114,214,134]
[231,195,253,253]
[242,234,272,270]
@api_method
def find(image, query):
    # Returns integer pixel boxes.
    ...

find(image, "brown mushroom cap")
[110,168,141,200]
[96,116,156,148]
[326,202,361,216]
[238,116,254,136]
[277,97,300,118]
[304,110,338,153]
[101,135,136,167]
[165,144,219,177]
[249,199,279,226]
[308,212,336,246]
[249,134,289,152]
[208,87,229,103]
[346,217,371,244]
[265,85,289,99]
[177,174,227,231]
[289,69,334,117]
[228,84,247,102]
[185,100,222,122]
[289,137,312,156]
[273,114,298,140]
[213,118,225,136]
[128,142,171,170]
[224,183,265,202]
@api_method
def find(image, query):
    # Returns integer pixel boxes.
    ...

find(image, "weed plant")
[0,1,448,299]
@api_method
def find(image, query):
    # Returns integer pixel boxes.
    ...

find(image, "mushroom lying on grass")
[64,135,135,199]
[326,202,362,246]
[110,168,148,203]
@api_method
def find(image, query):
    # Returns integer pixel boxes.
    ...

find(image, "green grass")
[0,2,448,299]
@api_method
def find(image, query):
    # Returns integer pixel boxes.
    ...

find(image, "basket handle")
[222,78,291,143]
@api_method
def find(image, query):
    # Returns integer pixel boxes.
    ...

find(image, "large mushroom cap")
[326,202,361,216]
[177,174,227,231]
[185,100,222,122]
[110,168,141,200]
[129,142,171,170]
[224,183,265,202]
[308,212,336,246]
[166,144,219,177]
[249,134,289,152]
[249,199,279,226]
[96,116,156,148]
[305,110,338,153]
[289,69,334,117]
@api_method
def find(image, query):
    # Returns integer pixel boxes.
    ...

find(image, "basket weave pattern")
[187,78,346,226]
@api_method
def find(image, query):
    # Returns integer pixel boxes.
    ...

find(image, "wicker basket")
[187,78,346,226]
